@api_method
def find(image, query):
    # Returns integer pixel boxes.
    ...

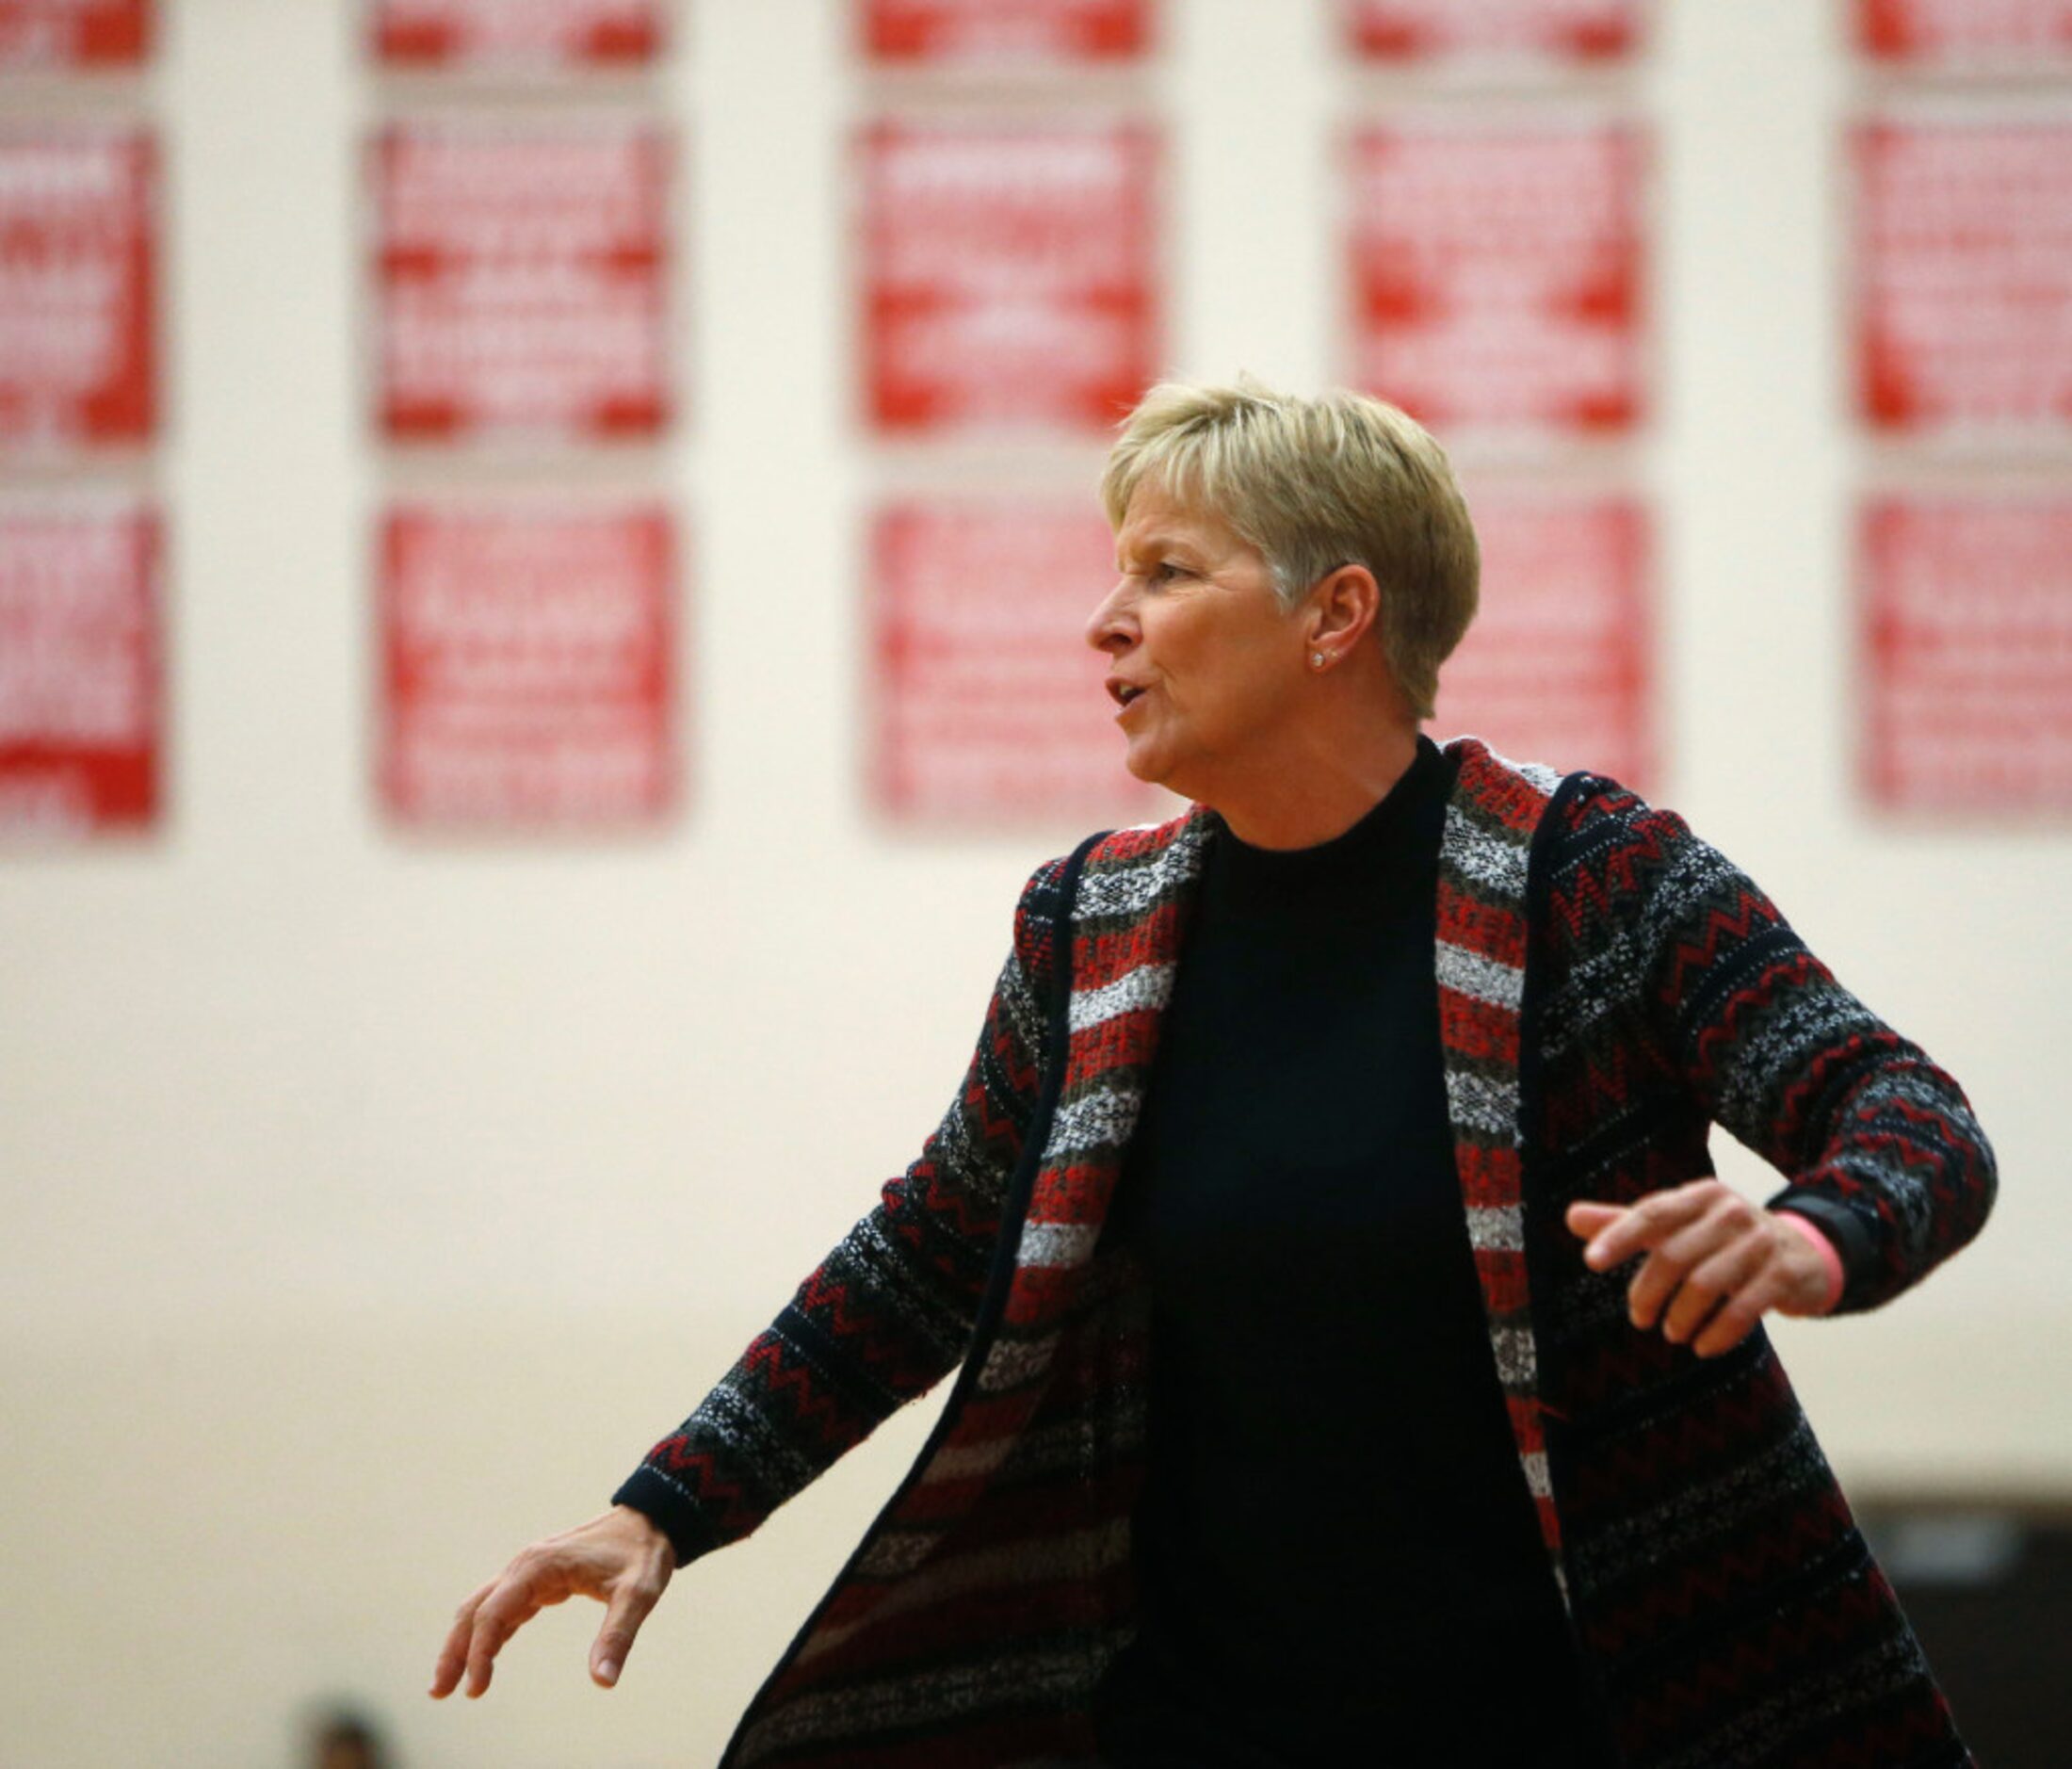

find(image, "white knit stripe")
[1435,939,1525,1013]
[1444,1068,1518,1141]
[1443,803,1531,894]
[976,1330,1060,1393]
[1521,1450,1551,1499]
[993,950,1045,1059]
[1015,1220,1100,1269]
[1044,1085,1146,1158]
[1496,753,1564,795]
[1067,962,1175,1033]
[1572,1418,1821,1586]
[1074,864,1170,920]
[1465,1203,1525,1253]
[1490,1324,1538,1390]
[796,1519,1131,1665]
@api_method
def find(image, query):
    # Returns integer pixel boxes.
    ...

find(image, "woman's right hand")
[429,1504,675,1699]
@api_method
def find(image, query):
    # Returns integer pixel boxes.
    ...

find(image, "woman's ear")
[1306,562,1382,656]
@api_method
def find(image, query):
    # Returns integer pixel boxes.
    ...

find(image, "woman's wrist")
[1773,1209,1846,1314]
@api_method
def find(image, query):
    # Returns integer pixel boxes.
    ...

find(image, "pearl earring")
[1311,651,1327,669]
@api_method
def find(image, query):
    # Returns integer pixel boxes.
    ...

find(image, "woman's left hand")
[1565,1180,1837,1357]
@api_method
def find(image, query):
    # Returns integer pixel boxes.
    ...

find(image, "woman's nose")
[1085,580,1132,653]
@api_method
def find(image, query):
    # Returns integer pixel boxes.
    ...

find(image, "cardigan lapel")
[999,806,1217,1338]
[1435,736,1568,1588]
[994,742,1567,1579]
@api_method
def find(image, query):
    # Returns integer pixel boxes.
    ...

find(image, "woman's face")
[1085,481,1308,803]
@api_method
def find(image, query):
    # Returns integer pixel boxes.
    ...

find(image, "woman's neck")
[1207,717,1424,851]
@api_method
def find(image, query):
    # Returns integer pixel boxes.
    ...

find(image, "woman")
[432,381,1996,1767]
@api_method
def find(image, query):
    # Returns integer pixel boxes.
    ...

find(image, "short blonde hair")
[1100,378,1479,719]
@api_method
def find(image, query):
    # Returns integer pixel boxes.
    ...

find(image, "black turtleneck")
[1093,736,1607,1767]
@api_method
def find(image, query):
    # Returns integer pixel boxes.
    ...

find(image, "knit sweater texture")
[615,737,1997,1768]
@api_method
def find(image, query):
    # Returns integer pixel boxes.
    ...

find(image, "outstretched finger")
[465,1579,550,1699]
[431,1579,498,1699]
[1564,1201,1625,1243]
[1662,1232,1768,1344]
[591,1573,666,1688]
[1581,1182,1717,1272]
[1624,1244,1698,1331]
[1691,1263,1795,1359]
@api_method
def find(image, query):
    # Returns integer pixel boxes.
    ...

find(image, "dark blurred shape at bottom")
[308,1704,388,1769]
[1862,1503,2072,1769]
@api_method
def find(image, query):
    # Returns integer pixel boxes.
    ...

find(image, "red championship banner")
[863,0,1150,63]
[870,501,1163,824]
[379,504,677,827]
[1861,495,2072,813]
[1348,122,1643,437]
[1346,0,1639,61]
[861,122,1158,435]
[0,502,159,835]
[0,132,154,449]
[0,0,147,67]
[1854,120,2072,437]
[373,123,671,443]
[372,0,663,70]
[1432,494,1650,787]
[1857,0,2072,64]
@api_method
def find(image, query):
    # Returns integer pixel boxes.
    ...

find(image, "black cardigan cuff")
[1766,1191,1878,1313]
[612,1465,724,1568]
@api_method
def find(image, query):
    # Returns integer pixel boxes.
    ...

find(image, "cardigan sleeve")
[1571,780,1997,1317]
[611,854,1070,1566]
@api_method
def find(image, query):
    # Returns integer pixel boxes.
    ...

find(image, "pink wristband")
[1773,1210,1845,1314]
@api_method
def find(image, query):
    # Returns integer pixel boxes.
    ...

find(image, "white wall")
[1,2,2065,1764]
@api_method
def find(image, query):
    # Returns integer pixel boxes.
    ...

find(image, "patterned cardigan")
[616,737,1997,1768]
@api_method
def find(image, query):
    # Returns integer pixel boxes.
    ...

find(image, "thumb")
[591,1577,662,1689]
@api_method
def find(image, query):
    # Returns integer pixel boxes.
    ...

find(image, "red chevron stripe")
[1582,1491,1856,1660]
[1610,1562,1898,1748]
[1546,828,1663,935]
[900,1165,999,1251]
[1772,1028,1890,1125]
[742,1337,875,1449]
[1775,1694,1961,1769]
[1542,1041,1669,1145]
[1556,1326,1686,1425]
[1567,1359,1801,1510]
[648,1442,757,1531]
[1661,886,1783,1002]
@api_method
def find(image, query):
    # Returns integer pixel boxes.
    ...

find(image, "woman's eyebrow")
[1116,531,1209,571]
